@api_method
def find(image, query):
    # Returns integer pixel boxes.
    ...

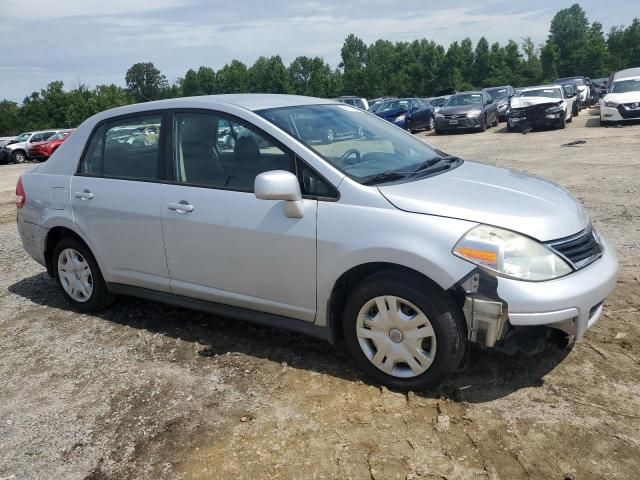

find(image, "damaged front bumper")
[451,236,618,347]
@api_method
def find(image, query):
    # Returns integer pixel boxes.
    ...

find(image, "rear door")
[72,113,170,292]
[161,110,318,321]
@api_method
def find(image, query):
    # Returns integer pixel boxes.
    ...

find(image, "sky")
[0,0,637,102]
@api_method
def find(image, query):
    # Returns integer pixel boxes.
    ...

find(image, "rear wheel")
[11,150,26,164]
[342,271,466,391]
[53,237,115,312]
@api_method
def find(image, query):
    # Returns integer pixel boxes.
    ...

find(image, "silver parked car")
[16,94,618,391]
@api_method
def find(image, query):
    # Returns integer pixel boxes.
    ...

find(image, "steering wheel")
[339,148,361,166]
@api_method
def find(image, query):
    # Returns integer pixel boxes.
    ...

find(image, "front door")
[72,113,170,292]
[161,111,317,321]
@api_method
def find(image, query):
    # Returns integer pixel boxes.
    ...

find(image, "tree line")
[1,3,638,136]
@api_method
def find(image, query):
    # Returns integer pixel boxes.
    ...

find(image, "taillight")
[16,176,25,209]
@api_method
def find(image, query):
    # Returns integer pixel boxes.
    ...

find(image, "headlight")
[453,225,572,281]
[604,101,618,108]
[467,109,482,117]
[395,114,406,122]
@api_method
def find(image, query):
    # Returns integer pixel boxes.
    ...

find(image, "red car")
[27,130,73,162]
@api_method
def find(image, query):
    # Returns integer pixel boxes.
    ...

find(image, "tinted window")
[78,115,162,180]
[79,124,105,175]
[297,159,337,198]
[173,112,293,191]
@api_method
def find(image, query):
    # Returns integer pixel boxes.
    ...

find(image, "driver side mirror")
[254,170,305,218]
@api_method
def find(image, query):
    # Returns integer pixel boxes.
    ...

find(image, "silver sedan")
[16,94,617,391]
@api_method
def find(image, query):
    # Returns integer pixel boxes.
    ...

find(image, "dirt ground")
[0,109,639,480]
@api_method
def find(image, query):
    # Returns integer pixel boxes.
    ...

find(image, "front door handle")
[168,201,194,214]
[74,190,93,200]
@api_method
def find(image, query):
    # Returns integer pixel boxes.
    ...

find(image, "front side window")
[173,112,293,191]
[259,104,455,185]
[78,114,162,180]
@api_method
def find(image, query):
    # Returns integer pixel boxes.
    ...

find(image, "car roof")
[521,84,561,91]
[482,86,510,90]
[92,94,339,120]
[453,91,484,95]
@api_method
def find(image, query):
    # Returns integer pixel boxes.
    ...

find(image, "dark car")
[434,91,499,134]
[555,76,591,106]
[374,98,435,132]
[482,85,516,122]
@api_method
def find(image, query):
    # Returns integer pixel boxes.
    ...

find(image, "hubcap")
[57,248,93,302]
[356,296,437,378]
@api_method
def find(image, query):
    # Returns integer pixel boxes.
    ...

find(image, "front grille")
[618,103,640,119]
[546,227,603,269]
[443,113,468,119]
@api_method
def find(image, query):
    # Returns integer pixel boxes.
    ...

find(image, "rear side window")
[78,114,163,181]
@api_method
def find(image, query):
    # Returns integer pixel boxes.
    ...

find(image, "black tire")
[342,270,466,391]
[478,115,487,132]
[323,128,334,144]
[426,116,435,131]
[12,150,27,164]
[491,114,499,127]
[559,115,566,129]
[567,114,572,123]
[434,128,444,135]
[53,236,115,312]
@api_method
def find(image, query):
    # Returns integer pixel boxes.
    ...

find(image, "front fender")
[315,201,477,327]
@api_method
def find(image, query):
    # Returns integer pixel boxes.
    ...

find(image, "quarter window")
[78,115,163,180]
[173,112,293,191]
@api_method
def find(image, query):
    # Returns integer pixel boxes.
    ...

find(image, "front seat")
[230,135,262,190]
[180,117,225,187]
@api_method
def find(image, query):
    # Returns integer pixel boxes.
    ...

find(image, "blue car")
[374,98,435,132]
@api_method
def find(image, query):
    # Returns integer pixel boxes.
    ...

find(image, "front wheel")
[53,237,115,312]
[426,116,435,131]
[342,271,466,391]
[478,115,487,132]
[12,150,27,164]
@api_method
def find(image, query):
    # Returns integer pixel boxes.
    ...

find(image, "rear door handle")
[74,190,93,200]
[167,201,194,214]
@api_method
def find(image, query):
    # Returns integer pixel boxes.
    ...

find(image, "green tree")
[547,3,590,76]
[180,69,203,96]
[197,66,216,94]
[521,37,542,85]
[125,62,168,101]
[216,60,249,93]
[340,34,368,95]
[472,37,491,87]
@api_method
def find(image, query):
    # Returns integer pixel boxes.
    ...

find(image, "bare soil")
[0,110,638,480]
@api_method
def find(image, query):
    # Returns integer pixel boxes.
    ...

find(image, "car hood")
[604,91,640,103]
[378,161,588,241]
[511,96,562,108]
[375,108,405,120]
[439,105,480,115]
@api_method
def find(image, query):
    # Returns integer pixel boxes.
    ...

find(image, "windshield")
[611,78,640,93]
[377,99,410,112]
[258,104,451,184]
[485,88,507,99]
[557,77,585,86]
[16,133,31,142]
[429,97,446,107]
[518,88,562,99]
[444,94,482,107]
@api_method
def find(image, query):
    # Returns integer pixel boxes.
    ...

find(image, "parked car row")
[0,128,73,164]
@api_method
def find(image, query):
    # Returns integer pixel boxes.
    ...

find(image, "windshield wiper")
[361,171,411,185]
[411,155,458,175]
